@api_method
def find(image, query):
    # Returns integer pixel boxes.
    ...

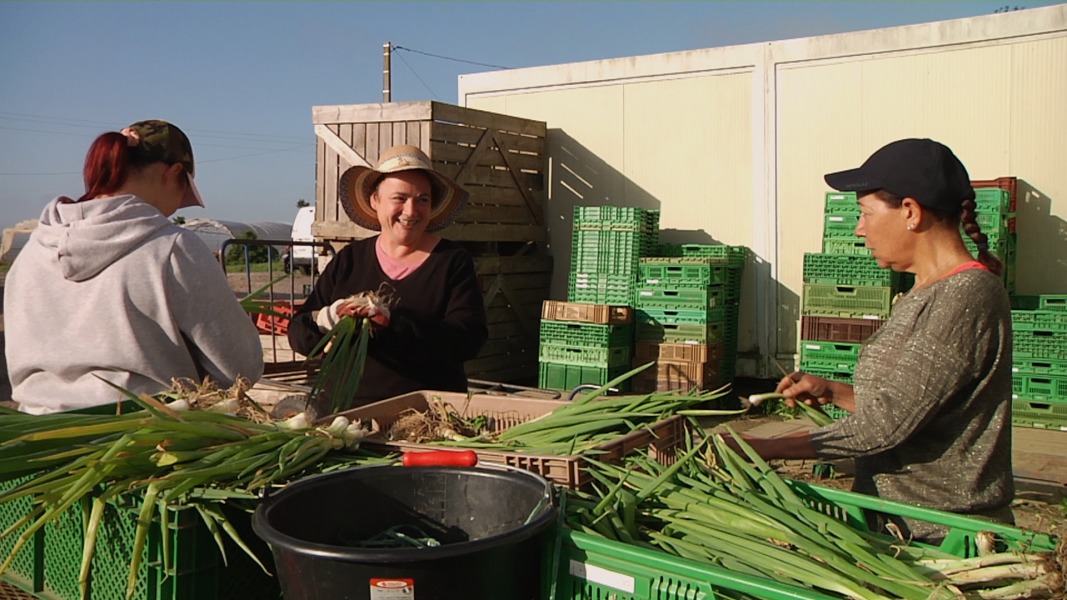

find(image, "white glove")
[315,298,348,333]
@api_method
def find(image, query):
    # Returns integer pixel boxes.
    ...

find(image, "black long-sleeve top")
[288,237,487,406]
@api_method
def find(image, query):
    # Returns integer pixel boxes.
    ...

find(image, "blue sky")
[1,1,1059,230]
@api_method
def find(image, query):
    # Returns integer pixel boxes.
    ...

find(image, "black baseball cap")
[824,138,975,211]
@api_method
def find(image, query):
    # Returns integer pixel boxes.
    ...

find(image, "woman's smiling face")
[371,170,433,245]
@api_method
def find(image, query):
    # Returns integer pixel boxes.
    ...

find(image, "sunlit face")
[370,170,433,245]
[855,192,910,271]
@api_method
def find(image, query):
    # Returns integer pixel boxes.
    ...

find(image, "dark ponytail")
[960,198,1003,277]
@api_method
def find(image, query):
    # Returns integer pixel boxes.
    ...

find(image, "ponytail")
[960,198,1003,277]
[77,131,155,202]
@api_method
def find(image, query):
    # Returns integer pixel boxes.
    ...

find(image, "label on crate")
[370,578,415,598]
[569,560,636,593]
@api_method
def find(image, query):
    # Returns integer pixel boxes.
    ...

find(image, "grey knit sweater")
[809,268,1014,540]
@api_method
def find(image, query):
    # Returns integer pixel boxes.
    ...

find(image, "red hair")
[76,132,155,202]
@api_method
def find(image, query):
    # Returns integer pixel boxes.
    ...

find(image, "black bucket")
[252,465,557,600]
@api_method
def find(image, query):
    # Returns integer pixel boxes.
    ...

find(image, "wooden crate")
[466,249,552,385]
[312,101,548,243]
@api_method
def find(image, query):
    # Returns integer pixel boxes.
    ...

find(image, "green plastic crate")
[1012,373,1067,401]
[801,284,894,319]
[1012,398,1067,430]
[1013,358,1067,377]
[797,365,854,384]
[543,529,838,600]
[799,340,861,373]
[824,191,859,214]
[975,187,1011,214]
[1012,326,1067,359]
[821,235,870,256]
[538,361,630,392]
[786,480,1057,557]
[635,320,725,345]
[540,320,633,349]
[823,214,859,238]
[544,481,1057,600]
[634,285,725,311]
[1014,295,1067,312]
[539,343,632,368]
[0,480,277,600]
[637,261,729,287]
[803,253,900,288]
[655,244,747,268]
[571,229,655,273]
[568,274,637,306]
[574,206,660,232]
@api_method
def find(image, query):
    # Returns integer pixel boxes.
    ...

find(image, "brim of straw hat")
[339,158,468,233]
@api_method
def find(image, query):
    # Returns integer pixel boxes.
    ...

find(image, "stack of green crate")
[631,244,745,392]
[1010,295,1067,431]
[568,206,659,305]
[966,186,1016,294]
[537,316,634,392]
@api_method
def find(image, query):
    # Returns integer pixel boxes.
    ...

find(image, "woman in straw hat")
[731,139,1014,542]
[288,145,487,407]
[5,120,264,414]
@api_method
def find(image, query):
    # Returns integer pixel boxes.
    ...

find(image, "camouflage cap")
[122,120,203,208]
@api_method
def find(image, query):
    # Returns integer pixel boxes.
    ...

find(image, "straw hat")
[338,145,469,232]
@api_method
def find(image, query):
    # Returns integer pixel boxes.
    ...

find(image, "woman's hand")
[336,301,390,329]
[775,371,836,407]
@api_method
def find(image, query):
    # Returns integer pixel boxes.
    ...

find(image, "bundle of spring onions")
[0,382,386,600]
[564,429,1064,599]
[306,286,396,415]
[410,365,747,456]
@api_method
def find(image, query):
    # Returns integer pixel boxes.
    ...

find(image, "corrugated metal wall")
[460,6,1067,377]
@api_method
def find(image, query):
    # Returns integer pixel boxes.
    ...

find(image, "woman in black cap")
[736,138,1013,542]
[287,145,488,409]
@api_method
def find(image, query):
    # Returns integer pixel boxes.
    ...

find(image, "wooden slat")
[430,122,545,156]
[430,102,546,137]
[435,164,542,190]
[431,143,544,173]
[378,122,393,155]
[406,121,422,147]
[393,121,407,145]
[313,220,377,241]
[475,254,552,274]
[459,205,540,224]
[460,184,543,208]
[440,223,546,242]
[367,124,381,164]
[312,101,433,125]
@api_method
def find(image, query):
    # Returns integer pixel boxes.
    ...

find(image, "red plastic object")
[254,301,296,335]
[401,450,479,467]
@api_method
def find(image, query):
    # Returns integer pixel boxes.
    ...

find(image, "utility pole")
[383,42,392,102]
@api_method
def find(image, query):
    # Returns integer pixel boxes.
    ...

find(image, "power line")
[393,50,441,101]
[392,45,511,70]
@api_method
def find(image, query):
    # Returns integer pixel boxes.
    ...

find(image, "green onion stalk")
[411,363,750,456]
[0,384,387,600]
[564,428,1064,599]
[306,287,396,415]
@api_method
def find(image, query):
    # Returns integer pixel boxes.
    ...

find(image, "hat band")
[377,154,430,172]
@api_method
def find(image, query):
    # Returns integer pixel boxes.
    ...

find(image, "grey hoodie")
[5,195,264,414]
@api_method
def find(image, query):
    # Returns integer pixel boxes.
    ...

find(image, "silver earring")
[907,223,915,230]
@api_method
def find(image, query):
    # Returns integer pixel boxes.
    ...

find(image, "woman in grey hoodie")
[4,120,263,414]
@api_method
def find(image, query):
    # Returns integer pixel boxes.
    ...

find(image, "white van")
[283,206,316,275]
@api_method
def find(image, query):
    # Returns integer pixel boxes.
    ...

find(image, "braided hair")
[959,197,1003,276]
